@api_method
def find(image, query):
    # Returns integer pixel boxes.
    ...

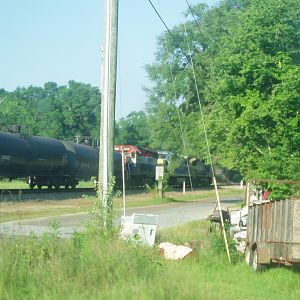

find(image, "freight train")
[114,145,212,186]
[0,131,212,189]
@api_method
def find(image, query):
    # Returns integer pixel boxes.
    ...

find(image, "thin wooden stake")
[213,176,231,263]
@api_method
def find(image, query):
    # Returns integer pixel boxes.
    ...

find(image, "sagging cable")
[183,23,231,263]
[164,37,195,202]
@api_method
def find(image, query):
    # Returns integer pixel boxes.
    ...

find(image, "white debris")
[120,214,158,247]
[158,242,194,260]
[229,206,248,227]
[234,230,247,240]
[232,229,247,253]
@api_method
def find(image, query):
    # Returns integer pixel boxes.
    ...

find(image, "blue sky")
[0,0,218,119]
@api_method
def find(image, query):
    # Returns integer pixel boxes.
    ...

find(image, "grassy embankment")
[1,218,299,299]
[0,186,244,223]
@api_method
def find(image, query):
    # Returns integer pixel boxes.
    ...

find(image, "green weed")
[1,219,300,299]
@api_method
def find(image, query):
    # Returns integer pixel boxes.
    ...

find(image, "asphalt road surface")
[0,198,240,238]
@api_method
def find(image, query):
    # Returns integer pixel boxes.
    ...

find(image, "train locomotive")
[114,145,212,186]
[0,131,212,189]
[114,145,159,186]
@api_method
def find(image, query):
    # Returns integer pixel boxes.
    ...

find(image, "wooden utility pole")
[98,0,119,215]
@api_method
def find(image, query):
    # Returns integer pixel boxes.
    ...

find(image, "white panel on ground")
[120,213,159,247]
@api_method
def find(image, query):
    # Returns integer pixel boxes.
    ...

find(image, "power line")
[164,37,195,201]
[184,22,231,264]
[147,0,191,62]
[147,0,231,262]
[185,0,206,45]
[147,0,222,108]
[185,0,217,65]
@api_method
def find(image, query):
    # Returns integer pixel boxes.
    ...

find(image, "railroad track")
[0,187,95,195]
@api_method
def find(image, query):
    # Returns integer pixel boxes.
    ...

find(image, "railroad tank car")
[0,131,30,178]
[63,141,98,180]
[113,151,122,184]
[27,135,68,189]
[0,131,100,189]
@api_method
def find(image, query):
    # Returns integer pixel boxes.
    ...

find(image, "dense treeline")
[1,0,299,188]
[142,0,300,183]
[0,81,100,140]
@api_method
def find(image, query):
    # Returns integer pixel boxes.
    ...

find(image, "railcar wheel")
[54,185,60,190]
[48,185,53,190]
[28,177,35,189]
[65,185,69,190]
[37,185,42,190]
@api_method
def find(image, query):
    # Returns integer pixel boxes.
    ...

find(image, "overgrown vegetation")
[84,176,122,233]
[145,175,171,199]
[143,0,300,199]
[1,218,300,299]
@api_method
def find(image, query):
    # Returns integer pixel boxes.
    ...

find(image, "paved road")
[0,198,240,238]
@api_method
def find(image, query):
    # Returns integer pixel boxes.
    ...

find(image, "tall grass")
[1,219,300,300]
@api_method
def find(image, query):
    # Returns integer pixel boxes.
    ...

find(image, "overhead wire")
[148,0,190,60]
[147,0,217,174]
[164,37,195,201]
[185,0,206,45]
[185,0,217,65]
[147,0,231,263]
[183,24,215,178]
[183,23,231,264]
[147,0,223,109]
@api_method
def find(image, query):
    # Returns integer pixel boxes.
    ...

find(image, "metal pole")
[121,148,126,216]
[158,179,163,198]
[98,0,119,217]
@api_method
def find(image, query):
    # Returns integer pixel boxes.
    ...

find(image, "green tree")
[56,81,100,139]
[115,111,150,147]
[145,0,300,184]
[0,81,101,140]
[206,0,300,181]
[0,88,38,133]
